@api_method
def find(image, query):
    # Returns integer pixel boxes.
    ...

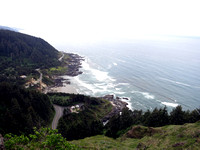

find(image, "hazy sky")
[1,0,200,46]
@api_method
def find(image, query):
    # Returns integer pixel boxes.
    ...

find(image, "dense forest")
[0,29,59,68]
[105,106,200,138]
[0,83,54,135]
[48,92,107,106]
[0,29,60,85]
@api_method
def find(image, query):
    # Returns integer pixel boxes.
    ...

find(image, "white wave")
[131,90,155,100]
[159,77,200,88]
[131,90,141,93]
[94,83,106,86]
[74,76,118,95]
[120,97,133,110]
[107,83,116,88]
[117,58,126,63]
[116,83,130,86]
[115,91,126,95]
[161,102,179,107]
[81,59,115,82]
[74,76,99,94]
[84,91,91,95]
[94,83,108,91]
[109,77,116,82]
[113,62,118,66]
[115,88,121,91]
[142,92,155,99]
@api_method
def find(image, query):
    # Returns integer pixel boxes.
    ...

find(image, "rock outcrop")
[101,95,128,124]
[0,134,5,150]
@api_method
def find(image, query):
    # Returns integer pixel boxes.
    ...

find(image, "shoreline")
[46,52,130,124]
[45,53,83,94]
[47,74,79,94]
[48,82,78,94]
[45,52,130,115]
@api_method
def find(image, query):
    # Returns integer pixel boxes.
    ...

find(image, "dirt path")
[52,104,64,129]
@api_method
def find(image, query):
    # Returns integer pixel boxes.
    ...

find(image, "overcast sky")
[1,0,200,46]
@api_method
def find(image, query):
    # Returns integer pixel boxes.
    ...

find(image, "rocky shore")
[65,53,84,76]
[45,53,83,93]
[101,95,128,124]
[47,53,130,125]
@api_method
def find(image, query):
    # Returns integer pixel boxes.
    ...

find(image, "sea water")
[64,36,200,111]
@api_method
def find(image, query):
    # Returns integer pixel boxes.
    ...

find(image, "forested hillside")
[0,29,59,68]
[0,29,60,85]
[0,83,54,135]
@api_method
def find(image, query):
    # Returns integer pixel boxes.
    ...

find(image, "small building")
[20,75,27,79]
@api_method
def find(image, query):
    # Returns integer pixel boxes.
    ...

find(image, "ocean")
[64,36,200,111]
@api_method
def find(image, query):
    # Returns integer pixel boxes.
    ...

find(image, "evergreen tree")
[0,83,54,135]
[170,105,186,125]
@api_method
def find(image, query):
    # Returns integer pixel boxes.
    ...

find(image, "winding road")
[51,53,67,129]
[52,104,64,129]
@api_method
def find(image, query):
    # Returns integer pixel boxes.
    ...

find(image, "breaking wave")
[161,102,179,107]
[159,77,200,89]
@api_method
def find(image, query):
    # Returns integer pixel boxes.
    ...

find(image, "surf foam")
[161,102,179,107]
[142,92,155,99]
[82,59,115,82]
[131,90,155,100]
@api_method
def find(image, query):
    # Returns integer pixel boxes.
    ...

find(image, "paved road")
[35,69,43,84]
[52,104,64,129]
[51,53,67,129]
[58,53,64,62]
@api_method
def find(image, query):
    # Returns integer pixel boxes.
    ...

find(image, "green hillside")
[0,29,60,85]
[0,29,83,88]
[71,121,200,150]
[0,29,59,68]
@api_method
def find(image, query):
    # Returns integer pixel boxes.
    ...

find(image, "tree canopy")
[0,83,54,135]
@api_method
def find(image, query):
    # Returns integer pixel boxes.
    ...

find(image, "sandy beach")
[46,53,83,94]
[50,83,78,94]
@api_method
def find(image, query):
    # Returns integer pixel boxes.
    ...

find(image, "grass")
[71,121,200,150]
[49,95,71,106]
[48,66,67,75]
[42,75,54,85]
[71,135,129,150]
